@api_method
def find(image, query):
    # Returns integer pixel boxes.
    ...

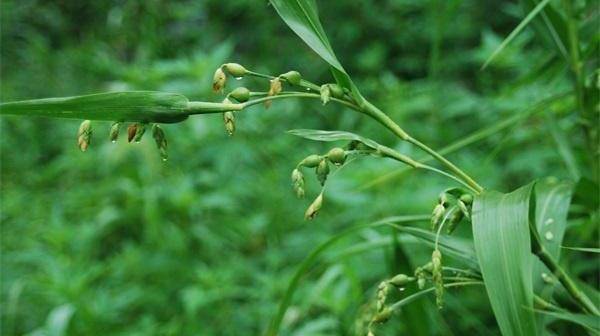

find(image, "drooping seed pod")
[457,199,470,220]
[279,71,302,86]
[291,168,305,198]
[316,159,330,186]
[439,192,450,207]
[431,203,445,231]
[152,124,168,161]
[299,154,322,168]
[371,307,392,324]
[127,123,138,143]
[329,84,344,98]
[212,67,226,93]
[304,192,323,220]
[431,249,444,309]
[320,84,331,105]
[222,63,247,78]
[109,122,120,143]
[388,274,413,287]
[327,147,346,166]
[134,123,146,142]
[459,193,473,205]
[229,87,250,103]
[77,120,92,151]
[446,208,464,234]
[264,78,282,109]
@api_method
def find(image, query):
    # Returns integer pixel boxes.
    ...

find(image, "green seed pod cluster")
[213,67,226,93]
[304,192,323,220]
[376,281,390,312]
[320,84,331,105]
[431,249,444,309]
[446,208,465,234]
[134,123,146,142]
[371,307,392,324]
[316,158,330,186]
[279,71,302,86]
[299,154,322,168]
[152,124,168,161]
[77,120,92,152]
[264,78,282,109]
[222,63,247,78]
[291,168,305,198]
[414,263,432,290]
[109,122,120,143]
[229,87,250,103]
[327,147,346,166]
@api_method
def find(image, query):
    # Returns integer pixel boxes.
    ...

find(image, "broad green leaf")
[287,129,379,149]
[472,184,537,336]
[561,246,600,253]
[532,179,573,293]
[269,0,363,103]
[533,309,600,335]
[481,0,552,70]
[0,91,190,123]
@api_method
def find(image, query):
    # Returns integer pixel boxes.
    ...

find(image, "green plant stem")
[535,247,600,315]
[389,281,484,312]
[246,70,321,92]
[360,100,484,193]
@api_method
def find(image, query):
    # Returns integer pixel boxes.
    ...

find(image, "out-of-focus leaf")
[268,0,363,103]
[287,129,379,149]
[573,177,599,211]
[472,184,537,336]
[533,309,600,334]
[481,0,552,70]
[519,0,569,60]
[46,304,75,336]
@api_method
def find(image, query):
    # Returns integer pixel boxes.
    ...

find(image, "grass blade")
[533,309,600,334]
[561,246,600,254]
[481,0,552,70]
[472,184,537,335]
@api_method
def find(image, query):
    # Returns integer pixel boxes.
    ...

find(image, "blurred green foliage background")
[1,1,597,335]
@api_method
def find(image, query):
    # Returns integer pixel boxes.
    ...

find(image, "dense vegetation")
[1,1,598,335]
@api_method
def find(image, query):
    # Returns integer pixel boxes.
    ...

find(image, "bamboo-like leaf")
[269,0,363,103]
[472,184,537,336]
[532,179,573,293]
[287,129,380,149]
[481,0,552,70]
[0,91,190,123]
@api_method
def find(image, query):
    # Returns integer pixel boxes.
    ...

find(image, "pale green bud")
[446,208,465,234]
[459,193,473,205]
[320,84,331,105]
[109,122,120,143]
[299,154,322,168]
[223,111,235,136]
[223,63,247,78]
[213,67,226,93]
[388,274,413,287]
[304,192,323,220]
[327,147,346,166]
[280,70,302,86]
[329,84,344,98]
[229,87,250,103]
[316,159,330,186]
[77,120,92,151]
[417,276,426,290]
[431,203,445,231]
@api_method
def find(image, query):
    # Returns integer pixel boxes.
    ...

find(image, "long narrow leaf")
[472,184,537,336]
[269,0,363,102]
[481,0,552,70]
